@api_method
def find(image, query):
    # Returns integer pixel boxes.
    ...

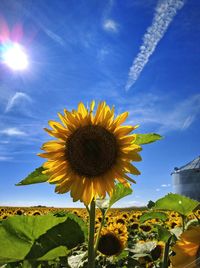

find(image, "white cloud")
[27,11,65,47]
[127,94,200,133]
[125,0,185,90]
[182,115,195,130]
[43,28,65,47]
[0,156,13,161]
[161,184,171,187]
[0,140,9,144]
[5,92,32,113]
[115,200,146,208]
[158,94,200,133]
[89,81,199,133]
[103,19,119,33]
[89,77,200,132]
[0,128,26,136]
[0,199,85,208]
[156,188,160,192]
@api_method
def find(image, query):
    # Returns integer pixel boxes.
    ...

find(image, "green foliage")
[16,167,48,186]
[37,246,69,261]
[155,225,171,243]
[53,210,69,217]
[147,200,155,209]
[0,214,86,265]
[135,133,163,145]
[153,193,200,216]
[139,211,168,223]
[114,250,129,261]
[25,214,85,259]
[109,183,133,208]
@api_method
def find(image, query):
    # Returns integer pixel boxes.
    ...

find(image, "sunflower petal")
[78,102,88,117]
[90,100,95,112]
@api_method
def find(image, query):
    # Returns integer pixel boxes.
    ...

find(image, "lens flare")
[2,43,28,70]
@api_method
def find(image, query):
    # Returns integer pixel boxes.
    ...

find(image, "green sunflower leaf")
[37,246,69,261]
[139,211,168,223]
[16,166,48,186]
[114,250,129,261]
[135,133,163,145]
[155,225,172,242]
[152,193,200,216]
[0,214,86,264]
[109,183,133,208]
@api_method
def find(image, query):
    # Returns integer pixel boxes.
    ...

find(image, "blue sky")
[0,0,199,208]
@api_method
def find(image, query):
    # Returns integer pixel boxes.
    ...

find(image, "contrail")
[125,0,185,91]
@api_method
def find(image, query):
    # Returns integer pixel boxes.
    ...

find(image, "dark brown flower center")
[131,222,139,230]
[140,224,152,232]
[66,125,118,177]
[151,244,163,261]
[116,218,125,224]
[98,233,123,256]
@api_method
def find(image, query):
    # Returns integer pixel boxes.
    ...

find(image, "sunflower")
[130,221,139,231]
[97,223,128,256]
[15,209,24,215]
[150,241,165,261]
[170,226,200,268]
[139,223,152,233]
[38,101,142,205]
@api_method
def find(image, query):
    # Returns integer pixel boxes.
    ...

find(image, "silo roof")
[173,156,200,172]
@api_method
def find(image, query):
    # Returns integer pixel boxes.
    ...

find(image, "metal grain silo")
[172,156,200,201]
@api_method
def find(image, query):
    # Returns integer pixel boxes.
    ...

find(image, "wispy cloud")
[5,92,32,113]
[127,94,200,133]
[103,19,119,33]
[161,184,171,187]
[21,5,66,47]
[115,200,146,208]
[125,0,185,90]
[158,94,200,133]
[42,28,65,47]
[0,128,27,136]
[88,79,200,133]
[0,156,13,161]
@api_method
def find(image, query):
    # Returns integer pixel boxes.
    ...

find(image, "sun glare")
[2,43,28,70]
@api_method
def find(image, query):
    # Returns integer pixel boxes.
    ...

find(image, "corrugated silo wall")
[172,169,200,201]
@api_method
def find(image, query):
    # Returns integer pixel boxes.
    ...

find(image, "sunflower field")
[0,102,200,268]
[0,191,200,268]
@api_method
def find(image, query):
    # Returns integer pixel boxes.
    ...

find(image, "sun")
[2,42,28,70]
[0,17,32,71]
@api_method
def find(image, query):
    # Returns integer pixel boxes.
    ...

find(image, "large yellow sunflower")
[38,101,142,205]
[170,226,200,268]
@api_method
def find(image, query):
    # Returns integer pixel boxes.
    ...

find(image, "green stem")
[86,205,90,214]
[162,236,172,268]
[94,209,107,254]
[181,215,185,232]
[88,199,96,268]
[193,212,200,223]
